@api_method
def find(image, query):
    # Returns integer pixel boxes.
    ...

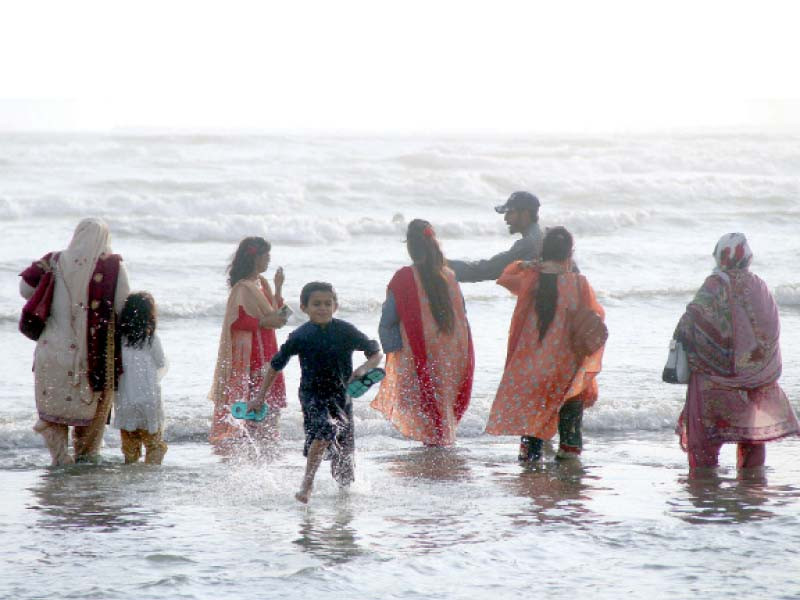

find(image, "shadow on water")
[26,464,159,531]
[669,468,800,524]
[293,501,363,564]
[499,459,604,527]
[382,446,472,482]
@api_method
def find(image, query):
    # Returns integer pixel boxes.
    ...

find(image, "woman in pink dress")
[674,233,799,471]
[371,219,474,446]
[209,237,288,455]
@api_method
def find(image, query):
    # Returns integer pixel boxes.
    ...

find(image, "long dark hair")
[535,226,573,341]
[120,292,157,349]
[228,236,271,287]
[406,219,455,334]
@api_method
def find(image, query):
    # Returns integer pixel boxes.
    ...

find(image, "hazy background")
[1,0,799,134]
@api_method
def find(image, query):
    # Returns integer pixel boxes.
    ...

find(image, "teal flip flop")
[347,367,386,398]
[231,401,269,422]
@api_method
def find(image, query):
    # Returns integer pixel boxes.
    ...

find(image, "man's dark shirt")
[448,223,544,283]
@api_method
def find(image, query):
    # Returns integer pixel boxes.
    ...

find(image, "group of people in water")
[19,191,800,503]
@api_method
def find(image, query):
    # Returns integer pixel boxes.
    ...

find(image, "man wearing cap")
[448,191,544,283]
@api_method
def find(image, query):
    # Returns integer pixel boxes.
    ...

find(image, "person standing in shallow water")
[448,191,552,455]
[371,219,474,446]
[114,291,169,464]
[209,236,288,456]
[485,227,605,461]
[672,233,799,472]
[19,218,130,465]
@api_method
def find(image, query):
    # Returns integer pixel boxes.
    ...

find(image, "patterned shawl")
[676,233,781,388]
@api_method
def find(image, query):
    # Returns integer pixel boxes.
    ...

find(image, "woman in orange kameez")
[372,219,474,446]
[486,226,605,460]
[209,237,288,455]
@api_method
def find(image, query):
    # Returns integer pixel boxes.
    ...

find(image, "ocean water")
[1,132,799,598]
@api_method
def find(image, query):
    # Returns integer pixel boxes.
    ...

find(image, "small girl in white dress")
[114,292,168,464]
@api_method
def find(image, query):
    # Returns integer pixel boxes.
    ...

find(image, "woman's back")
[372,220,474,446]
[487,264,605,439]
[511,271,583,370]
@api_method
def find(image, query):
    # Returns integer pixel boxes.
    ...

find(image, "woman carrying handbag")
[19,218,130,465]
[486,226,607,461]
[671,233,798,471]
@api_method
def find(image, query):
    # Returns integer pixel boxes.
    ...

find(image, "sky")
[1,0,799,133]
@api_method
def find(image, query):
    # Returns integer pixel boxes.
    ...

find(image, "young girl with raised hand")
[113,292,169,464]
[209,236,288,456]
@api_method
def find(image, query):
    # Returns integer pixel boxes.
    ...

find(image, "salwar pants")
[688,439,766,470]
[520,399,584,460]
[120,428,168,464]
[34,391,113,465]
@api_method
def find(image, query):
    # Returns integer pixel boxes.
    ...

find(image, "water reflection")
[502,460,601,527]
[671,469,776,524]
[293,502,362,564]
[383,447,472,482]
[374,448,486,552]
[27,465,157,531]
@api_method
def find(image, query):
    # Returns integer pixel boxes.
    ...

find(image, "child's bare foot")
[295,490,309,504]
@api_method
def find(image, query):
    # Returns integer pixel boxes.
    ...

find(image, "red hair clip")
[423,226,435,238]
[245,246,258,256]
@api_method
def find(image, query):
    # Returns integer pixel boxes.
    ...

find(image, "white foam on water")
[2,132,799,451]
[775,284,800,307]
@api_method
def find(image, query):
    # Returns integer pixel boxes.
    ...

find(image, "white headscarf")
[60,218,112,381]
[712,232,753,283]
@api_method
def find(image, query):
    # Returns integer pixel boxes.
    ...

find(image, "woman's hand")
[259,311,288,329]
[274,266,285,291]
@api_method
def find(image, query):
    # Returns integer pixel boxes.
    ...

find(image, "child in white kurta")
[113,292,168,464]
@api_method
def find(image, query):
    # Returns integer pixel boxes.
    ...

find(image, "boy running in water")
[250,281,382,503]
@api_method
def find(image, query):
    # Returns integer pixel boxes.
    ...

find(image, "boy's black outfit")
[270,318,380,486]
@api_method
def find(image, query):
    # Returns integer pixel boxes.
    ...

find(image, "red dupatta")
[387,266,474,437]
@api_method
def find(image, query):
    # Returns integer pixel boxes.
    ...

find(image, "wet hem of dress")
[37,412,93,427]
[705,427,800,444]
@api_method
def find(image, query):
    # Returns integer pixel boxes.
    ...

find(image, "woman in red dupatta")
[486,227,605,460]
[674,233,799,470]
[209,237,288,455]
[372,219,474,446]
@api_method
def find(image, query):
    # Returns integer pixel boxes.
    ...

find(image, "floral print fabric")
[372,267,473,446]
[485,262,605,439]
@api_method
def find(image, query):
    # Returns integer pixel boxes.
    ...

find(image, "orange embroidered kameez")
[486,262,605,440]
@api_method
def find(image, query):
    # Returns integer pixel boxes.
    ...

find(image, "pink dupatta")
[676,258,798,447]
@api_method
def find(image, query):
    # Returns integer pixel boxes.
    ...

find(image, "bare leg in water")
[296,438,331,504]
[737,442,766,469]
[33,420,74,466]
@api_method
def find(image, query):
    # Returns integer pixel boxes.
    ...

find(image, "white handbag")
[662,339,690,384]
